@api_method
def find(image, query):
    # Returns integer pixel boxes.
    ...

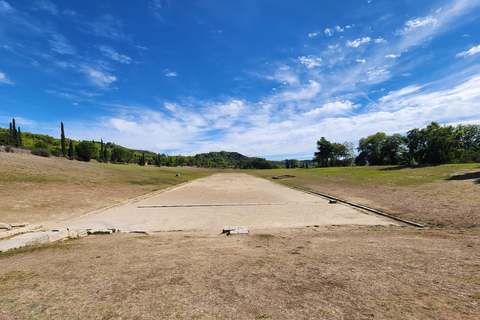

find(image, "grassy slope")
[0,152,217,224]
[250,164,480,228]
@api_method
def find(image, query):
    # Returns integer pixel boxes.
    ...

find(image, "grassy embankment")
[250,164,480,229]
[0,152,217,224]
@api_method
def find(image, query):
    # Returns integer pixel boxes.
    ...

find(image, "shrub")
[5,146,12,153]
[31,148,51,157]
[75,141,98,162]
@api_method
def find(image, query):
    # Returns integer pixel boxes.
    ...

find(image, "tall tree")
[17,127,22,147]
[68,140,75,160]
[61,122,66,156]
[100,139,104,162]
[314,137,333,167]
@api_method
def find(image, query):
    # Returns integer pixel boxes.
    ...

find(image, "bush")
[76,141,98,162]
[5,146,13,153]
[31,148,51,157]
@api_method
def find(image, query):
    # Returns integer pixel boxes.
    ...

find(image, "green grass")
[250,163,480,187]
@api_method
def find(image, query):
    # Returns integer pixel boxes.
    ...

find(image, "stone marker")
[0,222,12,230]
[129,230,149,235]
[222,226,249,235]
[10,222,29,228]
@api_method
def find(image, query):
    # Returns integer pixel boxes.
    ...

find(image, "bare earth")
[49,173,395,232]
[1,153,479,319]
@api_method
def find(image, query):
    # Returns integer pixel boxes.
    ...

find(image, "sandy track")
[50,173,396,232]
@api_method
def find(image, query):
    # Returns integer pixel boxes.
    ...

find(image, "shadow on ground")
[378,165,425,171]
[445,171,480,184]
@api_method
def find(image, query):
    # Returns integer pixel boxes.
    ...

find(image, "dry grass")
[250,165,480,229]
[0,152,217,224]
[0,227,479,319]
[1,152,480,319]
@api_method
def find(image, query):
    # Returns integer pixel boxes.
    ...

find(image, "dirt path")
[49,173,396,232]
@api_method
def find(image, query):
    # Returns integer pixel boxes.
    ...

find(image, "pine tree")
[61,122,66,156]
[68,140,74,160]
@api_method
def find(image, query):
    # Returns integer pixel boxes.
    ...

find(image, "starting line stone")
[222,226,249,235]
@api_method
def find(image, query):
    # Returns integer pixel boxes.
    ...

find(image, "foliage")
[314,137,355,167]
[61,122,66,157]
[110,147,134,163]
[31,148,52,157]
[75,141,98,162]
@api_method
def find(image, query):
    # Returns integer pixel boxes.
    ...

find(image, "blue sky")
[1,0,480,160]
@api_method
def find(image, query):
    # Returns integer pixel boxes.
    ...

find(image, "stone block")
[222,226,249,235]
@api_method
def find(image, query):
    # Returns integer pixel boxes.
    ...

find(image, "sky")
[1,0,480,160]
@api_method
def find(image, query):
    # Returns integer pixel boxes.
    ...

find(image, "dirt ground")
[1,227,479,319]
[0,152,213,225]
[48,173,395,232]
[1,152,479,319]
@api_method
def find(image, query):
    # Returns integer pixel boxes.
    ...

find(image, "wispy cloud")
[49,33,76,55]
[0,71,13,84]
[346,37,371,47]
[87,14,128,40]
[0,0,13,12]
[35,0,58,15]
[100,45,132,64]
[456,44,480,58]
[80,66,117,88]
[396,15,437,35]
[165,70,177,77]
[308,32,319,38]
[298,55,322,68]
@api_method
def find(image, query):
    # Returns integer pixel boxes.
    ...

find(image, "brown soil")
[1,227,479,319]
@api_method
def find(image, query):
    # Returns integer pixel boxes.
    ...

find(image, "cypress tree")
[17,127,22,147]
[61,122,66,156]
[68,140,74,160]
[100,139,104,162]
[12,119,17,140]
[9,122,12,134]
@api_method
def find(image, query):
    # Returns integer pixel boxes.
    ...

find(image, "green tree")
[17,127,23,147]
[61,122,66,156]
[314,137,333,167]
[75,140,98,162]
[68,140,75,160]
[356,132,387,166]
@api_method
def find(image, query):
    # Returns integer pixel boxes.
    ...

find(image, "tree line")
[315,122,480,167]
[1,120,279,169]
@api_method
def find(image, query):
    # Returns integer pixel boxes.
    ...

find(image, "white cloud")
[456,44,480,58]
[274,80,321,103]
[49,34,76,55]
[324,28,333,37]
[356,59,366,64]
[165,71,177,77]
[298,55,322,68]
[308,32,319,38]
[374,37,387,44]
[366,67,389,81]
[81,67,117,88]
[346,37,371,47]
[396,16,437,35]
[100,45,132,64]
[0,71,13,84]
[385,53,401,58]
[335,25,344,32]
[378,85,423,104]
[304,100,359,118]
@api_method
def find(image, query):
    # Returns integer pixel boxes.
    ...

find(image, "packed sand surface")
[49,173,395,232]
